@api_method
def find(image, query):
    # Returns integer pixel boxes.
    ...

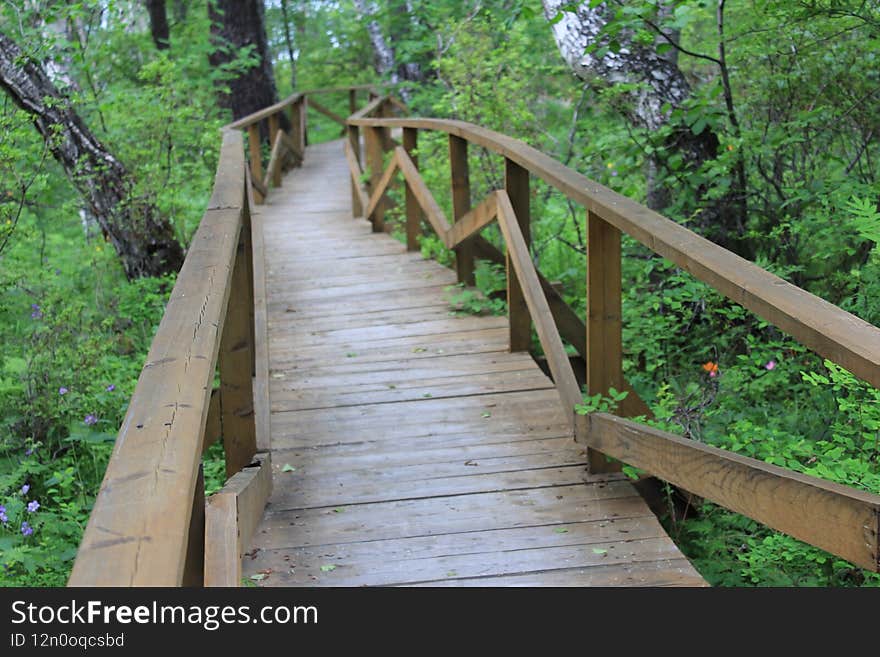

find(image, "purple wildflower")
[106,384,115,392]
[0,506,7,524]
[30,304,42,320]
[20,484,29,495]
[25,448,33,456]
[765,360,777,371]
[59,386,68,395]
[20,521,33,537]
[27,500,39,513]
[84,414,98,426]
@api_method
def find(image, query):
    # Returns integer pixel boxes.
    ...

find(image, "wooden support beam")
[349,88,357,116]
[205,453,273,587]
[219,230,257,478]
[365,126,386,232]
[395,147,451,237]
[203,387,221,454]
[344,140,370,216]
[181,466,205,587]
[365,151,400,221]
[262,129,286,190]
[582,413,880,572]
[497,192,580,427]
[403,127,420,251]
[247,124,264,204]
[348,126,363,218]
[445,191,499,248]
[505,158,531,352]
[449,135,474,286]
[308,97,347,126]
[585,210,623,474]
[290,98,306,157]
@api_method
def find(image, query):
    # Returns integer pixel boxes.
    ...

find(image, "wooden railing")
[68,85,381,586]
[68,83,880,585]
[348,100,880,572]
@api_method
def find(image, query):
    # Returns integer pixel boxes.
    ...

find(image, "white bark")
[542,0,690,131]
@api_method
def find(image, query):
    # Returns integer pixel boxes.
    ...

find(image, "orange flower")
[702,361,719,375]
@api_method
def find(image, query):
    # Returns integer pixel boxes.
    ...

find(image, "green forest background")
[1,0,879,587]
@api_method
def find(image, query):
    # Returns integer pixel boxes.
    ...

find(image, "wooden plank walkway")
[243,139,706,587]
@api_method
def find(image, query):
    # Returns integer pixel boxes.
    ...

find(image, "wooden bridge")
[67,86,880,586]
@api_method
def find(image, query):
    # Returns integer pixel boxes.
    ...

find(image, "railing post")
[365,126,385,232]
[290,97,306,159]
[505,158,531,351]
[449,135,474,286]
[348,125,363,218]
[380,98,394,151]
[219,215,257,477]
[586,210,623,474]
[403,127,420,251]
[268,112,282,187]
[181,465,205,586]
[247,125,264,205]
[349,88,357,116]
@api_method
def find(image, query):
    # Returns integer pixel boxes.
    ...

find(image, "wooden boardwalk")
[243,139,706,587]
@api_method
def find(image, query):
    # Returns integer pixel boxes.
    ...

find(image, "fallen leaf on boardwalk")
[554,527,569,534]
[464,460,478,466]
[346,352,357,358]
[282,463,296,472]
[333,507,345,513]
[413,347,427,353]
[320,564,337,572]
[481,412,491,418]
[446,571,457,577]
[271,372,285,379]
[249,573,267,581]
[422,393,432,398]
[592,548,608,555]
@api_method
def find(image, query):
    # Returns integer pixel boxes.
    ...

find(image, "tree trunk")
[146,0,170,50]
[542,1,747,252]
[353,0,397,80]
[352,0,425,101]
[208,0,285,130]
[0,31,184,279]
[279,0,297,90]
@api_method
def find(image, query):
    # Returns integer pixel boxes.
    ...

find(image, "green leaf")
[554,527,569,534]
[282,463,296,473]
[320,564,337,572]
[250,573,267,581]
[592,548,608,555]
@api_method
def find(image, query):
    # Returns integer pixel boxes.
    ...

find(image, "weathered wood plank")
[395,146,451,236]
[584,413,880,572]
[497,191,580,426]
[403,127,420,251]
[585,211,623,473]
[204,452,272,587]
[449,134,475,285]
[220,229,257,478]
[69,131,246,586]
[364,150,399,220]
[504,159,531,353]
[445,191,498,248]
[307,97,347,126]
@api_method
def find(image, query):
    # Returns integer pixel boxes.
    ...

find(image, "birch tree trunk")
[542,1,746,251]
[0,30,184,279]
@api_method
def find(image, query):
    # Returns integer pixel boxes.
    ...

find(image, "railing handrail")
[346,102,880,572]
[348,116,880,391]
[69,129,252,586]
[225,83,391,131]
